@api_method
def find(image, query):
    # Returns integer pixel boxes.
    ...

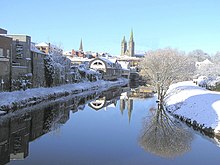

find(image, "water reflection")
[0,90,101,165]
[139,106,193,158]
[0,86,131,165]
[1,84,220,165]
[88,87,121,111]
[89,87,134,123]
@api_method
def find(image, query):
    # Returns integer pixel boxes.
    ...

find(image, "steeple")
[121,36,127,56]
[121,30,135,56]
[129,29,135,57]
[130,29,134,42]
[79,38,83,51]
[122,36,126,43]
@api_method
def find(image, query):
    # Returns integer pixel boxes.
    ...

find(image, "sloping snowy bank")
[165,81,220,134]
[0,78,128,112]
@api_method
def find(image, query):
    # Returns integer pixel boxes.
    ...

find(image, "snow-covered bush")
[11,76,32,91]
[44,53,102,87]
[78,64,102,82]
[44,54,55,87]
[44,53,74,87]
[197,76,208,87]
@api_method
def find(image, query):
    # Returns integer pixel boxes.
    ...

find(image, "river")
[1,86,220,165]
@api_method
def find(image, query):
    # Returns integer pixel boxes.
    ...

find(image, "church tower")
[121,36,127,56]
[120,30,135,56]
[79,38,83,51]
[128,30,135,57]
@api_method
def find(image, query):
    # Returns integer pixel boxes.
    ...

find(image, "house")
[0,33,12,91]
[0,28,7,34]
[195,59,213,69]
[30,43,46,88]
[35,42,63,55]
[117,60,130,79]
[89,57,122,80]
[6,35,32,90]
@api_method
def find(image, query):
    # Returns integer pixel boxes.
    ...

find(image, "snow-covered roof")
[63,51,72,56]
[117,55,141,61]
[35,42,49,47]
[30,43,46,54]
[98,57,115,67]
[196,59,213,67]
[118,61,130,69]
[108,58,117,64]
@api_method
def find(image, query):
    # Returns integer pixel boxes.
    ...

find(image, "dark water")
[1,86,220,165]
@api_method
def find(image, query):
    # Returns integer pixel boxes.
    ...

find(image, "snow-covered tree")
[44,54,55,87]
[195,60,220,77]
[188,49,211,62]
[211,51,220,63]
[140,48,195,102]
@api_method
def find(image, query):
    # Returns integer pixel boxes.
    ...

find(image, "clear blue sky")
[1,0,220,55]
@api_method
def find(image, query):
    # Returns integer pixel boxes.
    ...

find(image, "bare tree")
[139,107,193,158]
[188,49,211,62]
[140,48,195,102]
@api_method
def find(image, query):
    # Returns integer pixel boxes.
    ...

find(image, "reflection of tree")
[139,105,193,158]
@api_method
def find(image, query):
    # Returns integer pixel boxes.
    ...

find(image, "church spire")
[129,29,135,57]
[122,36,126,43]
[130,29,134,42]
[79,38,83,51]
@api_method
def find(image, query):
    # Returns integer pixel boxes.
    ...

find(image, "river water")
[1,86,220,165]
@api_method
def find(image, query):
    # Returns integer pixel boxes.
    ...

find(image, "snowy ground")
[0,78,128,113]
[165,81,220,134]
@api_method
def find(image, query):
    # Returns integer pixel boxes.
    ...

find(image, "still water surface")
[1,87,220,165]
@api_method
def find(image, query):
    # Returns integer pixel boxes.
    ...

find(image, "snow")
[165,81,220,134]
[30,42,45,54]
[0,78,128,112]
[35,42,49,47]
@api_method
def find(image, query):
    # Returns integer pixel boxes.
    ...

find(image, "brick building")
[0,31,12,91]
[6,35,32,90]
[31,43,46,88]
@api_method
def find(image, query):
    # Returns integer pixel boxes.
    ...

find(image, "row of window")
[0,48,10,58]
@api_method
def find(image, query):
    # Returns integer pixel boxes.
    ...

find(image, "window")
[16,44,23,59]
[0,48,3,57]
[7,49,10,58]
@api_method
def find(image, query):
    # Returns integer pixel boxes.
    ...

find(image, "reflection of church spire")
[127,99,133,124]
[120,99,125,115]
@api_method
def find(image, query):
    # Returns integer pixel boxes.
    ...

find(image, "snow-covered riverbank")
[165,81,220,135]
[0,78,128,112]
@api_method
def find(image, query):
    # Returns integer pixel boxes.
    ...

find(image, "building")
[0,33,12,91]
[6,35,32,90]
[71,49,85,58]
[121,30,135,57]
[30,43,46,88]
[0,28,7,34]
[195,59,214,70]
[35,42,63,55]
[0,119,10,165]
[89,57,122,80]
